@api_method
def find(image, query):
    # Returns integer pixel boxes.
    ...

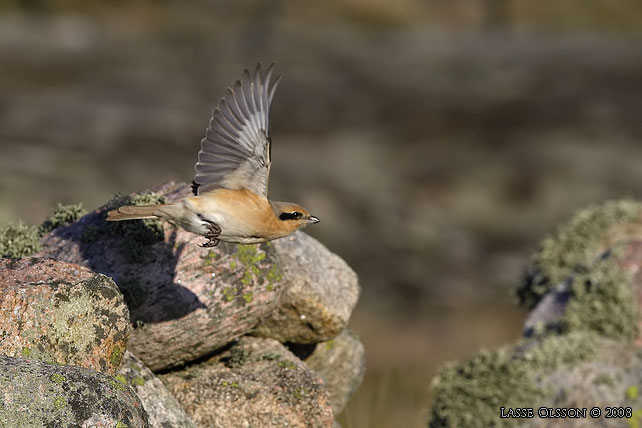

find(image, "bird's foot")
[199,221,221,248]
[199,238,220,248]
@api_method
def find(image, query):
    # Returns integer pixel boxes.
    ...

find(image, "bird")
[106,63,319,247]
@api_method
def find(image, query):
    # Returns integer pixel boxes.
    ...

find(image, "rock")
[516,199,642,310]
[253,231,360,343]
[429,332,642,428]
[0,354,149,428]
[293,329,365,415]
[36,181,359,371]
[0,257,130,375]
[161,336,334,428]
[37,181,290,371]
[521,201,642,341]
[429,200,642,428]
[117,351,196,428]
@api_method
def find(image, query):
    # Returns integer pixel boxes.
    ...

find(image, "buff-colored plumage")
[107,64,318,247]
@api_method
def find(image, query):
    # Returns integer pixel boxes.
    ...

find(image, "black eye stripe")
[279,211,303,221]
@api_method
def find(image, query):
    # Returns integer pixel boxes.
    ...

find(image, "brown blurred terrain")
[1,1,641,426]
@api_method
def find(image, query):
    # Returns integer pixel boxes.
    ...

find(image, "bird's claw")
[199,238,220,248]
[199,220,221,247]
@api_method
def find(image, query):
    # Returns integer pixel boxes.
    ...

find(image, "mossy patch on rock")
[1,203,87,258]
[0,355,148,428]
[560,260,638,340]
[38,203,86,235]
[105,193,166,262]
[429,332,597,428]
[517,200,642,309]
[160,336,333,428]
[0,221,41,258]
[0,259,131,375]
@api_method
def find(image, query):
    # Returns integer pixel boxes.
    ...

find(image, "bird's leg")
[199,220,221,248]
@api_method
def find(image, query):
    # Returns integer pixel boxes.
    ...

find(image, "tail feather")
[106,204,165,221]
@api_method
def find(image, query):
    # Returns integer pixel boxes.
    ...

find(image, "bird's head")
[271,201,319,234]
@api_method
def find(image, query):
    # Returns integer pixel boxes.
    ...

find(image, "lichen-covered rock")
[160,336,334,428]
[517,199,642,309]
[429,332,642,428]
[37,181,290,371]
[117,351,196,428]
[253,232,360,343]
[429,200,642,428]
[0,203,86,258]
[520,201,642,341]
[297,329,365,415]
[0,258,130,375]
[0,354,149,428]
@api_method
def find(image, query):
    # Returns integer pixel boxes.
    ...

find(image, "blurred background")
[1,1,641,426]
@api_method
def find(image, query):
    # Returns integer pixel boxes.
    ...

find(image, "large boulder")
[429,200,642,428]
[0,355,149,428]
[37,181,290,371]
[161,336,335,428]
[0,257,130,375]
[253,232,360,343]
[429,332,642,428]
[37,181,360,372]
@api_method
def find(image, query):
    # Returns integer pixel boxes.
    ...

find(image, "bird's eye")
[279,211,303,221]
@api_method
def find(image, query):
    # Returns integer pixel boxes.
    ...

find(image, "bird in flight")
[107,63,319,247]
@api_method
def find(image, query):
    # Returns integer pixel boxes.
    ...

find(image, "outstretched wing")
[194,63,281,197]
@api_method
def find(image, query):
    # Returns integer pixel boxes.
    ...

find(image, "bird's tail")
[106,204,167,221]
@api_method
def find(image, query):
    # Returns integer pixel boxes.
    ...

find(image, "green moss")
[39,203,86,235]
[21,347,31,357]
[108,377,126,391]
[115,422,129,428]
[236,244,266,265]
[0,202,89,258]
[110,345,123,368]
[240,270,253,286]
[234,244,280,288]
[50,373,65,384]
[429,332,597,428]
[325,339,335,351]
[517,200,642,309]
[265,265,283,290]
[202,250,217,266]
[52,396,66,409]
[106,192,166,262]
[132,377,145,386]
[630,409,642,428]
[0,221,42,258]
[223,287,236,302]
[115,374,127,384]
[628,386,640,400]
[278,360,297,370]
[560,260,638,340]
[242,292,253,303]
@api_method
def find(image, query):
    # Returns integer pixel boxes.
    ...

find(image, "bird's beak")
[307,215,320,224]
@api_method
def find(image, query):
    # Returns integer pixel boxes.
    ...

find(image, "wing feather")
[194,63,279,197]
